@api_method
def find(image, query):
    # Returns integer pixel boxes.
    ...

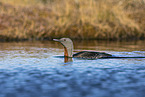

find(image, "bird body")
[53,38,112,59]
[73,51,112,59]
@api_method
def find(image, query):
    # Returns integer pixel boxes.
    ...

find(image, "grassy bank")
[0,0,145,41]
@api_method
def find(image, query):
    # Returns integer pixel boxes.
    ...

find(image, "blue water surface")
[0,41,145,97]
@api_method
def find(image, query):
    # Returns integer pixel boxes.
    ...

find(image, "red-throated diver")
[53,38,112,59]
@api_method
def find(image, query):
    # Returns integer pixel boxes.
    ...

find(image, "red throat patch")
[64,47,68,57]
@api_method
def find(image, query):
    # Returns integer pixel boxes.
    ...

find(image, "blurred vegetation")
[0,0,145,41]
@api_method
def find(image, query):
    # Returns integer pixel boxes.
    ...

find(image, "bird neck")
[64,45,73,57]
[64,47,68,57]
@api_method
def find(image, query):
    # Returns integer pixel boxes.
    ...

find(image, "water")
[0,40,145,97]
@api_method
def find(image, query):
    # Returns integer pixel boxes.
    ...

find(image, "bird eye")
[64,39,66,41]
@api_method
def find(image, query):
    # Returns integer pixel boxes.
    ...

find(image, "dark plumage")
[73,51,112,59]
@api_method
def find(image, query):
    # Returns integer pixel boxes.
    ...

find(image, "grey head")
[53,38,74,57]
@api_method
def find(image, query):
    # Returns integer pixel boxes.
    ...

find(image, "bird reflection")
[64,56,73,63]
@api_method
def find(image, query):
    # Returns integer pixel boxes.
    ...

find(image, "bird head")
[53,38,73,48]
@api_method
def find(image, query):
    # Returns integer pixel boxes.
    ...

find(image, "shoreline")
[0,0,145,41]
[0,36,144,42]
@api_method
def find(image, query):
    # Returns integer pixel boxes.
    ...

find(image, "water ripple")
[0,42,145,97]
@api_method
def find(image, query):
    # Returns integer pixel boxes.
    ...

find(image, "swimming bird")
[53,38,112,59]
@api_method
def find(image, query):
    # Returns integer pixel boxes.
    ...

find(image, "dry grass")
[0,0,145,41]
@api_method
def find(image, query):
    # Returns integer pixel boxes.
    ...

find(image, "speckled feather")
[73,51,112,59]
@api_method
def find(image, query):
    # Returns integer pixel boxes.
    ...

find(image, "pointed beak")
[53,39,60,42]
